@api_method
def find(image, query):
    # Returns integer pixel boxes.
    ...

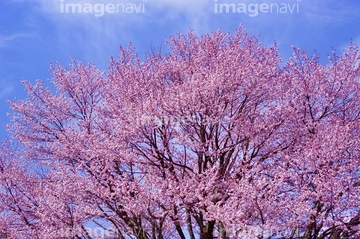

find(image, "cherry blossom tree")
[1,26,360,238]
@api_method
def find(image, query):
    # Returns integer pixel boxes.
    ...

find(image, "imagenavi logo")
[214,0,301,17]
[59,0,146,17]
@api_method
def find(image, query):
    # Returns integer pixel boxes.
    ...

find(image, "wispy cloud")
[301,0,360,25]
[0,85,13,100]
[151,0,212,32]
[12,0,214,66]
[152,0,209,13]
[31,0,212,32]
[7,0,359,67]
[0,33,33,48]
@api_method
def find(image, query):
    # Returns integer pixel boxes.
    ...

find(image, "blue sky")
[1,0,360,140]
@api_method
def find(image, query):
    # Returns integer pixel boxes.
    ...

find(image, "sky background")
[1,0,360,140]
